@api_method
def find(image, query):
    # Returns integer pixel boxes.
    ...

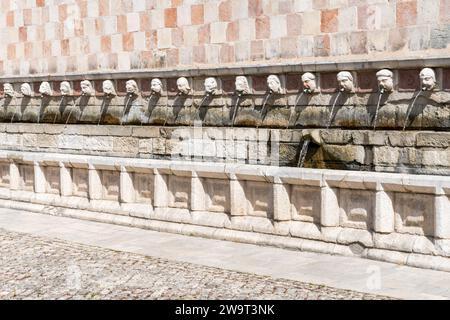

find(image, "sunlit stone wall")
[0,0,448,76]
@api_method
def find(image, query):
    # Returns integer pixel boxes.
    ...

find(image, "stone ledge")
[2,199,450,273]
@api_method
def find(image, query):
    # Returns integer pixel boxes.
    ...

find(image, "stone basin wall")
[0,150,450,272]
[0,123,449,175]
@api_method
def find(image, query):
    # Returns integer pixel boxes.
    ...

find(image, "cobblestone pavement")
[0,228,393,300]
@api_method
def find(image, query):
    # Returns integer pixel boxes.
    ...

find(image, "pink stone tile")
[117,15,127,34]
[250,40,264,60]
[24,42,33,59]
[198,24,210,44]
[255,15,270,39]
[287,13,302,36]
[165,8,177,28]
[58,4,67,22]
[279,0,292,14]
[99,0,110,16]
[350,31,367,54]
[140,12,152,31]
[193,45,206,63]
[74,19,84,37]
[219,0,232,21]
[36,0,45,7]
[321,9,338,33]
[61,39,70,56]
[101,35,111,53]
[6,11,14,27]
[220,44,234,63]
[123,32,134,52]
[191,4,204,25]
[397,1,417,27]
[19,26,27,42]
[145,31,158,49]
[23,9,32,26]
[248,0,263,17]
[226,21,239,42]
[171,27,184,47]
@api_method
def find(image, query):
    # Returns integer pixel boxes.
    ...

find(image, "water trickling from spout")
[142,92,154,126]
[120,94,132,126]
[65,96,79,126]
[37,97,44,124]
[402,91,421,131]
[297,139,311,168]
[53,96,65,124]
[259,92,272,121]
[9,95,17,124]
[326,91,342,129]
[372,90,384,130]
[231,95,241,127]
[97,96,108,126]
[191,94,209,127]
[286,91,305,129]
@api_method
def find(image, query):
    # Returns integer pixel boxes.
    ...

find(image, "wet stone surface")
[0,228,394,300]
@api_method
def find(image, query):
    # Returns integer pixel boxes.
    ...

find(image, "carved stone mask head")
[204,77,218,94]
[60,81,72,96]
[176,77,190,95]
[80,80,94,96]
[337,71,354,93]
[267,75,282,94]
[235,76,250,95]
[301,72,317,93]
[20,83,33,97]
[3,83,15,97]
[126,80,139,95]
[151,78,163,94]
[376,69,394,93]
[419,68,436,91]
[102,80,116,96]
[39,82,52,96]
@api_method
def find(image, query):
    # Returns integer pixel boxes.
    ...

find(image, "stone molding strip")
[0,150,450,271]
[0,57,449,83]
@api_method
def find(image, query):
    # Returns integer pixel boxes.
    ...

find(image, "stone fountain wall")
[1,61,450,175]
[0,149,450,272]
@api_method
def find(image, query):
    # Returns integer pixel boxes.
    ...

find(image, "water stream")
[402,91,421,131]
[9,96,17,123]
[142,92,154,126]
[297,139,311,168]
[372,90,384,130]
[97,97,108,126]
[53,96,65,124]
[191,94,209,127]
[286,91,305,129]
[65,96,79,126]
[231,95,241,127]
[259,92,272,121]
[120,94,132,125]
[326,91,342,129]
[37,98,44,124]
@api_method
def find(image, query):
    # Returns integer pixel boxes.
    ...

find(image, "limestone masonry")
[0,0,449,272]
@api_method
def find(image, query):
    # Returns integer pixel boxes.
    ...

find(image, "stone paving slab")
[0,208,449,300]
